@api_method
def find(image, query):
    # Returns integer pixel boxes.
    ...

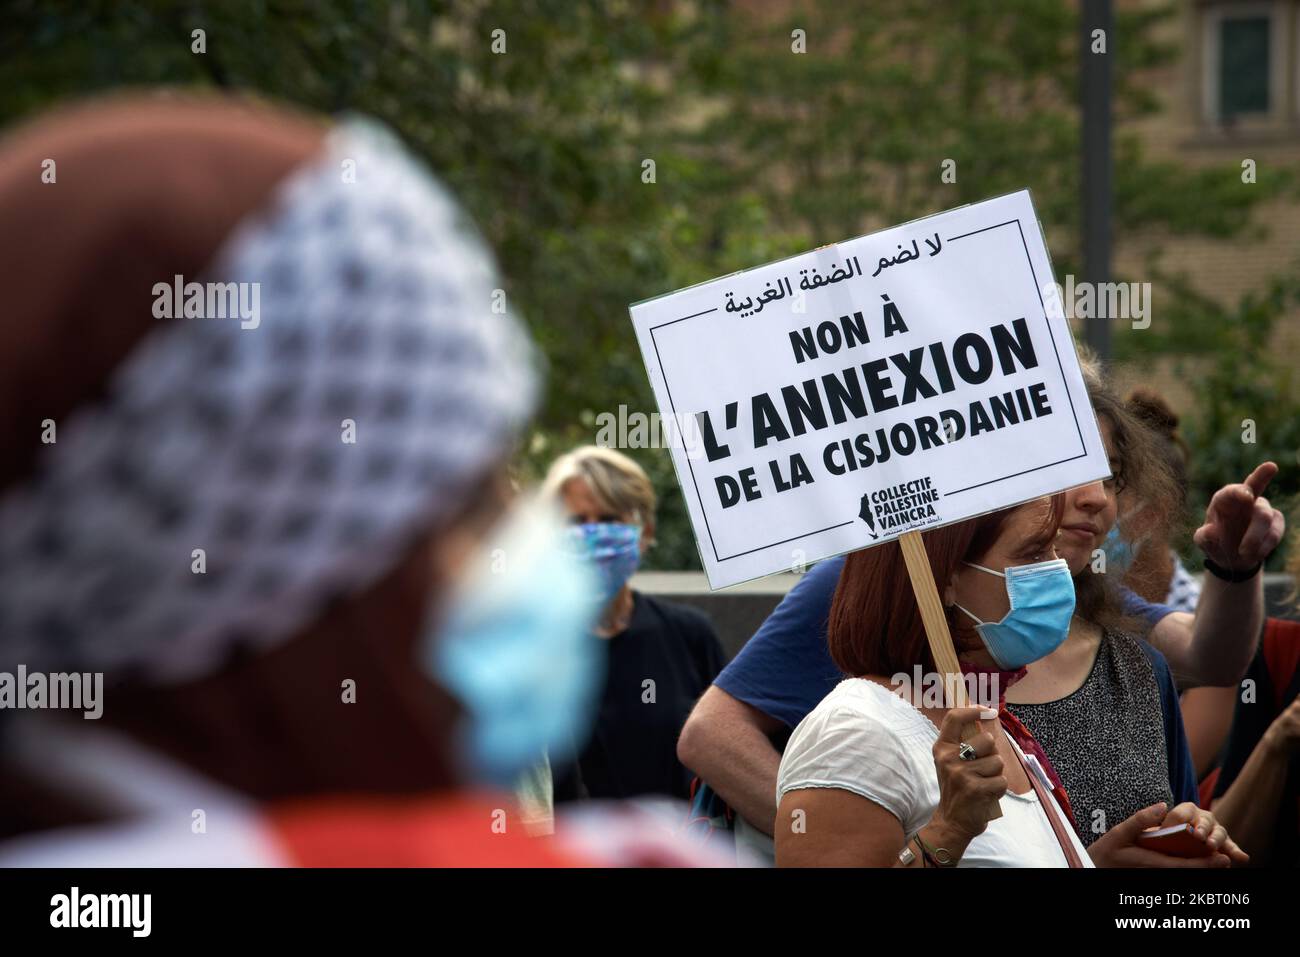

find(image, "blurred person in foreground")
[542,446,724,802]
[0,94,714,866]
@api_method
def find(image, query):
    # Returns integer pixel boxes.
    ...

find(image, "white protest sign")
[629,190,1108,589]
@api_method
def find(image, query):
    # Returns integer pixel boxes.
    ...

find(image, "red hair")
[827,496,1064,677]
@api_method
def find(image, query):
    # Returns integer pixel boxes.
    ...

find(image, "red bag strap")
[1010,739,1084,868]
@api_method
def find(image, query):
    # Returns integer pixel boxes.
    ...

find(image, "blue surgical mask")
[953,558,1076,669]
[564,522,642,606]
[427,503,606,787]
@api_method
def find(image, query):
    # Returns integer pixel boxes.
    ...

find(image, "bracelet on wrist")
[1203,558,1261,583]
[914,832,957,867]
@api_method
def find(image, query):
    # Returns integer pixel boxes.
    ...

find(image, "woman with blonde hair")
[543,446,725,802]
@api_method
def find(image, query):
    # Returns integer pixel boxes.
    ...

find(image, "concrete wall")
[633,570,1299,664]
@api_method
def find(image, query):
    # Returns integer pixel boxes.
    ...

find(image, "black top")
[1212,620,1300,866]
[1006,629,1175,847]
[554,592,724,803]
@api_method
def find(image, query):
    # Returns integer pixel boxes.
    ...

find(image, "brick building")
[1111,0,1300,408]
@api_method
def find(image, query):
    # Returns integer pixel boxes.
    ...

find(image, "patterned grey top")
[1006,630,1173,847]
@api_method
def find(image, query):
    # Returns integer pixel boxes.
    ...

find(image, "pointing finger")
[1244,461,1278,498]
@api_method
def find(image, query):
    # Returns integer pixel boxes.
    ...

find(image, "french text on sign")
[629,190,1108,589]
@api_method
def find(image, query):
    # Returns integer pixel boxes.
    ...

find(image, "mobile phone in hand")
[1136,823,1215,858]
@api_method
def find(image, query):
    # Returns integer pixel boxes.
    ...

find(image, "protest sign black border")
[647,215,1090,568]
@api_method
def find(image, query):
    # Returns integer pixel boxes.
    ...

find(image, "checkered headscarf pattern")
[1164,552,1202,614]
[0,119,539,683]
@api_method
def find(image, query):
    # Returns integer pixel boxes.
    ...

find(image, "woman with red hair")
[775,495,1248,867]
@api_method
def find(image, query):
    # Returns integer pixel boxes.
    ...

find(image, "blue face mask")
[1102,523,1147,575]
[427,504,606,787]
[953,558,1076,669]
[564,522,642,606]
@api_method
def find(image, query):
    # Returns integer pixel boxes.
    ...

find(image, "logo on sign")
[857,494,879,539]
[861,477,942,536]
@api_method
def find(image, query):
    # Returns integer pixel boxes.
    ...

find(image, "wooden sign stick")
[898,529,1003,821]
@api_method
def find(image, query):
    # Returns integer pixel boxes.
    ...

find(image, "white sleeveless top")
[777,678,1094,867]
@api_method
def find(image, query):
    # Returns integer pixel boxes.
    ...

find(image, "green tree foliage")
[0,1,1283,569]
[1168,276,1300,565]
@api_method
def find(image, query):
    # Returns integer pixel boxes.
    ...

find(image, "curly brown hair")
[1073,349,1184,634]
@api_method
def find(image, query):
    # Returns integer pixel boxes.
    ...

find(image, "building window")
[1219,16,1271,119]
[1200,2,1287,129]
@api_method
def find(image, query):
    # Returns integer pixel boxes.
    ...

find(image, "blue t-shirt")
[713,554,1196,805]
[714,556,846,730]
[1117,587,1179,632]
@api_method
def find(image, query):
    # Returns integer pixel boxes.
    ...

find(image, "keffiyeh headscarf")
[0,96,538,683]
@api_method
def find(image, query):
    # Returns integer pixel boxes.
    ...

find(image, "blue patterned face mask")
[428,504,605,787]
[953,558,1076,669]
[564,522,642,606]
[1102,523,1150,575]
[1102,525,1134,573]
